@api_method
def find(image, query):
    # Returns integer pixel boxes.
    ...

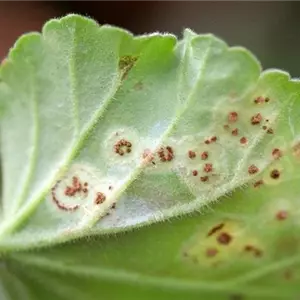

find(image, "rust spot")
[200,176,209,182]
[206,248,218,257]
[210,136,217,143]
[251,113,263,125]
[240,137,247,145]
[254,96,265,104]
[217,232,232,245]
[270,169,280,179]
[272,148,282,159]
[119,55,138,80]
[114,139,132,156]
[224,124,230,130]
[201,151,208,160]
[248,164,259,175]
[203,163,213,173]
[192,170,198,176]
[95,192,106,205]
[231,128,238,136]
[207,223,225,237]
[188,150,196,159]
[253,179,264,188]
[262,125,267,130]
[276,210,288,220]
[228,111,238,123]
[157,146,174,162]
[204,139,210,145]
[267,128,274,134]
[51,180,80,212]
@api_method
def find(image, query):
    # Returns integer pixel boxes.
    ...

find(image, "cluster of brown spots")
[270,169,280,179]
[248,164,259,175]
[64,176,87,197]
[188,150,196,159]
[251,113,263,125]
[207,223,225,237]
[253,179,264,188]
[157,146,174,162]
[240,137,247,145]
[200,176,209,182]
[276,210,288,220]
[192,170,198,176]
[114,139,132,156]
[51,180,80,212]
[201,151,208,160]
[217,232,232,245]
[254,96,269,104]
[228,111,238,123]
[203,163,213,173]
[231,128,238,136]
[272,148,282,160]
[94,192,106,205]
[206,248,218,257]
[119,55,138,80]
[244,245,263,257]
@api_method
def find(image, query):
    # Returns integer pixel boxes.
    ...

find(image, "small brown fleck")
[206,248,218,257]
[201,151,208,160]
[244,245,263,257]
[203,163,213,173]
[204,139,210,145]
[262,125,267,130]
[217,232,232,245]
[251,113,263,125]
[119,55,138,80]
[224,124,230,130]
[270,169,280,179]
[192,170,198,176]
[248,164,259,175]
[210,136,217,143]
[272,148,282,159]
[200,176,209,182]
[240,137,247,144]
[111,203,116,209]
[267,128,274,134]
[276,210,288,220]
[253,179,264,188]
[188,150,196,159]
[134,81,143,90]
[228,111,238,123]
[109,185,113,190]
[207,223,225,237]
[265,97,270,103]
[231,128,238,136]
[254,96,264,104]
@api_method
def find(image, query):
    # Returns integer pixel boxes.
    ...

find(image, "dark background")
[0,1,299,76]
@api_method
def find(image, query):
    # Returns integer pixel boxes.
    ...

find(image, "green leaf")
[0,14,300,299]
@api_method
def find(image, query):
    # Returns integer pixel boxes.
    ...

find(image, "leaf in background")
[0,14,300,300]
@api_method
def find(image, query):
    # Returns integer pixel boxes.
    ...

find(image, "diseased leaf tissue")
[0,14,299,300]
